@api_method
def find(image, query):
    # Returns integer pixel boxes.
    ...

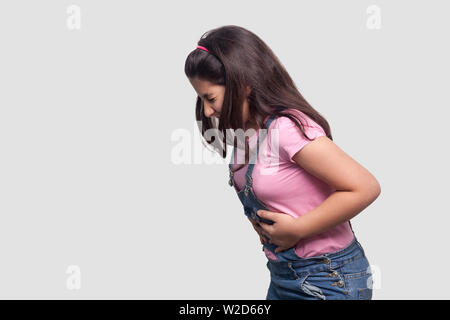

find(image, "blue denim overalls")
[228,113,374,300]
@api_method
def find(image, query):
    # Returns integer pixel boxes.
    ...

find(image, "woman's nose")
[203,105,216,118]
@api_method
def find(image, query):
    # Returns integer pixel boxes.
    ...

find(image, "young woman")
[184,25,380,300]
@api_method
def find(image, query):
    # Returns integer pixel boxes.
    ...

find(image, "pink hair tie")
[197,45,209,52]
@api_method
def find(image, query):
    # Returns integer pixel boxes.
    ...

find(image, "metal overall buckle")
[228,169,234,186]
[244,176,252,196]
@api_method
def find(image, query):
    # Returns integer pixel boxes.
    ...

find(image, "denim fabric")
[228,112,373,300]
[264,237,373,300]
[228,114,278,226]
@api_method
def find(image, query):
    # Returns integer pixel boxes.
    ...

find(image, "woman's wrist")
[293,214,310,240]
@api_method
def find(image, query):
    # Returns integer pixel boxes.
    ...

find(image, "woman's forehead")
[190,77,223,94]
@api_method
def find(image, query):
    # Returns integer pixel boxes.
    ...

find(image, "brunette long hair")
[184,25,333,171]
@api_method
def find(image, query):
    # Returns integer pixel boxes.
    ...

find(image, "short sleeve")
[275,113,326,164]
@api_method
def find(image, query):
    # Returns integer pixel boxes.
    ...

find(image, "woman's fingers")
[248,217,260,230]
[248,217,266,243]
[257,226,269,244]
[247,216,258,226]
[255,223,269,239]
[247,217,271,244]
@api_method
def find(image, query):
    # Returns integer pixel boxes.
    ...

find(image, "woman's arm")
[291,136,381,239]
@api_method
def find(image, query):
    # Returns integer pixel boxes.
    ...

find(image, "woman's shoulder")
[269,108,327,163]
[272,108,322,130]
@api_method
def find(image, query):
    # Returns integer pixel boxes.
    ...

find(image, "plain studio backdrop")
[0,0,448,299]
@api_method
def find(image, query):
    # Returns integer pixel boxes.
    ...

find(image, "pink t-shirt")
[231,109,355,258]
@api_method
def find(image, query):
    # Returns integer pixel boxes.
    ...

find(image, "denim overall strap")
[245,115,277,189]
[228,113,279,188]
[228,111,282,190]
[228,144,236,187]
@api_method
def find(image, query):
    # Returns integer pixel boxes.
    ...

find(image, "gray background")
[0,0,448,299]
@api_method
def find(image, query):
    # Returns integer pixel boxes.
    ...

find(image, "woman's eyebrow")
[201,93,213,98]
